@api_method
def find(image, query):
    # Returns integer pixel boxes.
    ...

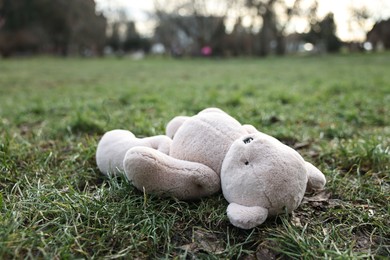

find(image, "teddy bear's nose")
[243,137,253,144]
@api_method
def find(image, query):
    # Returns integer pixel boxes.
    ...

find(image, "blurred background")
[0,0,389,58]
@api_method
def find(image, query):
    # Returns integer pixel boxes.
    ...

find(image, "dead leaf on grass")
[291,212,303,228]
[256,247,277,260]
[255,241,279,260]
[293,141,310,150]
[179,227,224,255]
[302,190,331,203]
[327,199,346,208]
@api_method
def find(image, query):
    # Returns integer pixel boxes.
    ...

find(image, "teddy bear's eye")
[244,161,249,165]
[243,137,253,144]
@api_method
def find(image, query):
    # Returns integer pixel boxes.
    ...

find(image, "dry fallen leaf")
[293,142,310,150]
[291,212,303,228]
[179,227,224,255]
[256,241,279,260]
[302,190,332,203]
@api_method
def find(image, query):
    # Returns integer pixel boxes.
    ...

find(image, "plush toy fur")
[96,108,326,229]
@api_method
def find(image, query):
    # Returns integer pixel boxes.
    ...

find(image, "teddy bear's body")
[169,108,247,174]
[96,108,326,229]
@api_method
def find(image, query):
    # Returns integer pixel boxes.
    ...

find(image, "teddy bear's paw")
[227,203,268,229]
[305,162,326,191]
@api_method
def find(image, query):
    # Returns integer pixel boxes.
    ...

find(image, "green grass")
[0,54,389,259]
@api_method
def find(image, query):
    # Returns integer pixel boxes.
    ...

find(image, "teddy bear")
[96,108,326,229]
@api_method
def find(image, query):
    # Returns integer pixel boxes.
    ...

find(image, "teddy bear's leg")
[227,203,268,229]
[96,130,172,176]
[166,116,189,139]
[124,146,220,200]
[305,162,326,191]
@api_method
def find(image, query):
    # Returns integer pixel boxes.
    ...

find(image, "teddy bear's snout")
[243,137,253,144]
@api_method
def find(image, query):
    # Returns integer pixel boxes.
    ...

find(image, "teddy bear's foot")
[227,203,268,229]
[96,130,172,176]
[124,147,220,200]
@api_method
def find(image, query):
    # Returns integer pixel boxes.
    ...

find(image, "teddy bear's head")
[221,132,308,215]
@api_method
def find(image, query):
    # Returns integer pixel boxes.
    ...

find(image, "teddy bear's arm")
[227,203,268,229]
[124,147,220,200]
[96,130,172,175]
[305,161,326,190]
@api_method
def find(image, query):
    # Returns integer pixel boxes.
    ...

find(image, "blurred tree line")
[0,0,359,57]
[106,16,151,54]
[0,0,106,57]
[153,0,342,57]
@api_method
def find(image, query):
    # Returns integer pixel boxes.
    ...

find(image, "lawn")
[0,53,389,258]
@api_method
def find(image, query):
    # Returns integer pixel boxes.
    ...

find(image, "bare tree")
[0,0,107,57]
[153,0,234,55]
[153,0,319,56]
[305,12,342,53]
[245,0,316,56]
[348,6,374,42]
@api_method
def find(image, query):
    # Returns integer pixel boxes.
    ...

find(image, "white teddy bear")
[96,108,326,229]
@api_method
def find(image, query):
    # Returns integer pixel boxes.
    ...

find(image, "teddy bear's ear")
[198,107,226,115]
[242,124,258,134]
[305,162,326,191]
[166,116,189,139]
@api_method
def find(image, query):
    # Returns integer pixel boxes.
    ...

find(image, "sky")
[95,0,390,41]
